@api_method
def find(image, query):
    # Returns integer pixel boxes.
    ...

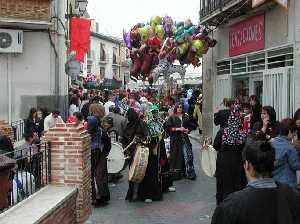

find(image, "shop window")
[267,47,293,69]
[248,53,265,72]
[217,61,230,75]
[113,68,118,79]
[232,57,246,74]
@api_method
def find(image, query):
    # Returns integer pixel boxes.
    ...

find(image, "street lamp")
[77,0,88,15]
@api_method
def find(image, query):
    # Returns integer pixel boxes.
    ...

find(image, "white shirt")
[44,113,64,131]
[69,104,79,116]
[104,101,115,115]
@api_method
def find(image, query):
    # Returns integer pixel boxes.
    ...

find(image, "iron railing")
[11,120,25,142]
[200,0,245,22]
[1,141,51,211]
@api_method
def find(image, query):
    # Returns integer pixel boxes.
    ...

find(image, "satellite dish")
[0,32,13,49]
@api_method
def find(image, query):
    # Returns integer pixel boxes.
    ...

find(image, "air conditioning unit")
[0,29,23,53]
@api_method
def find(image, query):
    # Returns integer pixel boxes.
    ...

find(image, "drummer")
[122,108,152,202]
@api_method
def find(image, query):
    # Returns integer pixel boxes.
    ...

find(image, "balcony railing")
[199,0,250,25]
[0,141,51,212]
[11,120,25,142]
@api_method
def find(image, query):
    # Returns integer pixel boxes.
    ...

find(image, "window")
[248,53,265,72]
[113,47,117,64]
[217,61,230,75]
[267,47,293,69]
[113,68,118,79]
[100,43,106,61]
[232,57,246,74]
[100,67,105,79]
[87,64,92,74]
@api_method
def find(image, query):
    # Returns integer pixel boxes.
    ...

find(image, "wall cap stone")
[0,185,77,224]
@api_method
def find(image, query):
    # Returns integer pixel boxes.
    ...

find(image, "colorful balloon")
[123,15,217,82]
[150,16,162,28]
[155,25,165,40]
[191,39,204,53]
[162,16,175,38]
[139,26,150,43]
[123,30,132,49]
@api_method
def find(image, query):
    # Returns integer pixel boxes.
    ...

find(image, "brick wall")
[44,123,92,224]
[40,191,77,224]
[0,0,50,21]
[0,120,14,142]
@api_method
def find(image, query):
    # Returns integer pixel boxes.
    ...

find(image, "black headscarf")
[123,108,140,140]
[122,108,147,143]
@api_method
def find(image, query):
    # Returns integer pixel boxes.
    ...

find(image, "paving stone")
[88,138,216,224]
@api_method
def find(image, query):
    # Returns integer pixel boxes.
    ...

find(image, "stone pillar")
[0,120,14,142]
[44,123,91,224]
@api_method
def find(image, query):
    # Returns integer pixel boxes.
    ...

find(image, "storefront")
[214,14,295,121]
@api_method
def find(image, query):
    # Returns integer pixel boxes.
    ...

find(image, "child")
[242,103,251,133]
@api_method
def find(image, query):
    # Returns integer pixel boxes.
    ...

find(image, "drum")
[107,143,126,174]
[128,144,149,183]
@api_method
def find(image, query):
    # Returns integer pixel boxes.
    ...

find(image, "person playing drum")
[122,108,149,202]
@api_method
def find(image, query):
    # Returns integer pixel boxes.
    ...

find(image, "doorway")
[232,73,263,104]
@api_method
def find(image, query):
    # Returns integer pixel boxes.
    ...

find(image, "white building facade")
[0,0,70,122]
[85,24,130,89]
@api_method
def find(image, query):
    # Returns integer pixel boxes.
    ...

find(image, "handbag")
[201,138,217,177]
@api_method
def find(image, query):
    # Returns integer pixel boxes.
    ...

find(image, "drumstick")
[122,137,138,153]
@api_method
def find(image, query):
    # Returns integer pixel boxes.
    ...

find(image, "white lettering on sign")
[230,22,264,49]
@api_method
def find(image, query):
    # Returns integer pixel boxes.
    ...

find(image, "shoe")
[145,199,153,203]
[168,186,176,192]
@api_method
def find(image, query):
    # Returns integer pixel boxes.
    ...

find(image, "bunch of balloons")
[123,15,216,82]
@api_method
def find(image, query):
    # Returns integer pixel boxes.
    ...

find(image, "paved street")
[87,133,216,224]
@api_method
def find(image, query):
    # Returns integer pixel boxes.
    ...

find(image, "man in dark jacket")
[212,141,300,224]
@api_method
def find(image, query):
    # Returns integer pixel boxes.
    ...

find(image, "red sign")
[229,14,265,57]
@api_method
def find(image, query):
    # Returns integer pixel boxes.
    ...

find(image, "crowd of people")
[2,86,300,223]
[66,87,203,205]
[212,96,300,223]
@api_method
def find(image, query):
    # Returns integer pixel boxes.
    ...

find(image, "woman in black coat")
[249,95,262,130]
[215,103,247,205]
[165,104,196,181]
[122,108,149,202]
[251,106,280,141]
[24,108,41,136]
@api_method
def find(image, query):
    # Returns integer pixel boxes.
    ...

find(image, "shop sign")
[229,14,265,57]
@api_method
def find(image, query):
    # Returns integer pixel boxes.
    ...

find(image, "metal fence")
[11,120,25,142]
[1,141,51,211]
[200,0,245,20]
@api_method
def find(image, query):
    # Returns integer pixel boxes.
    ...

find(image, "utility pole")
[56,0,68,118]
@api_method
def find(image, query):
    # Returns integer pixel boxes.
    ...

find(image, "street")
[87,134,216,224]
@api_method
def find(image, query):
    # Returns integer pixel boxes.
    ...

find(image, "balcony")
[199,0,251,26]
[0,0,51,29]
[0,0,50,21]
